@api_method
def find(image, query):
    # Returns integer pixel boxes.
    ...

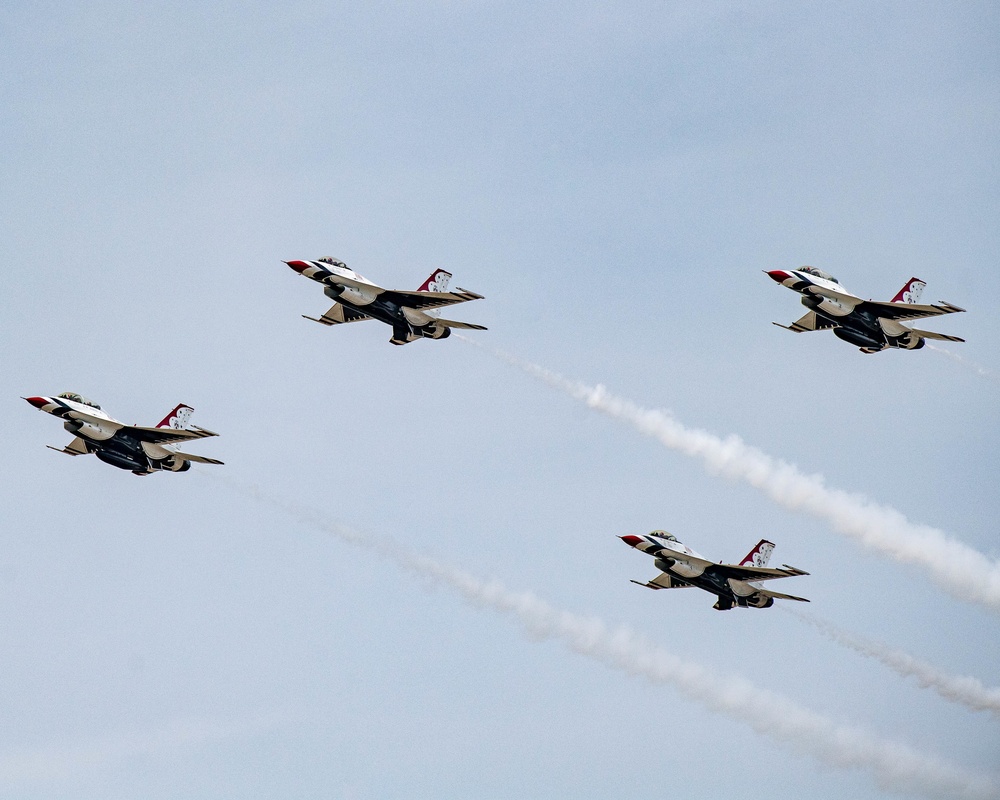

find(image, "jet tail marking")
[416,269,452,292]
[739,539,775,568]
[890,277,926,304]
[156,404,194,430]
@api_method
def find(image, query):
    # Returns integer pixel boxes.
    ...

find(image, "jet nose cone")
[24,396,48,409]
[285,260,310,273]
[766,269,791,284]
[620,535,643,547]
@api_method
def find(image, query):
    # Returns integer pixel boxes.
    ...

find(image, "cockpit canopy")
[317,256,347,268]
[649,530,678,542]
[796,265,839,284]
[57,392,101,410]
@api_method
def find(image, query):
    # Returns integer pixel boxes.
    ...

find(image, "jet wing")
[803,286,863,310]
[124,425,220,444]
[773,311,838,333]
[862,300,965,322]
[384,288,485,311]
[55,407,124,433]
[303,303,373,326]
[713,563,810,582]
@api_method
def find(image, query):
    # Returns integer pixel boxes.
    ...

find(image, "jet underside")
[287,259,485,346]
[26,395,222,476]
[336,293,445,343]
[47,405,186,475]
[652,561,769,611]
[767,269,965,353]
[621,532,809,610]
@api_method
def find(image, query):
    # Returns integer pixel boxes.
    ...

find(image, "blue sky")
[2,2,998,798]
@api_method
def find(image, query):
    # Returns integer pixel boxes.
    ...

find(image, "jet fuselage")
[25,394,208,475]
[767,269,918,352]
[620,533,779,611]
[287,259,452,344]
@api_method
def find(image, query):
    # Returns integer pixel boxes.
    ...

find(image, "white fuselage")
[29,396,180,460]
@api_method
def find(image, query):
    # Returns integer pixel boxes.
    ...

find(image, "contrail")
[202,472,999,800]
[926,344,999,382]
[786,608,1000,718]
[463,339,1000,614]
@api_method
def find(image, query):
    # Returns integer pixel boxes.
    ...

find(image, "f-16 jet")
[620,531,808,611]
[24,393,223,475]
[286,257,486,345]
[765,267,965,353]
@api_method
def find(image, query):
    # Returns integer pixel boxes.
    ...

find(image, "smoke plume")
[471,342,1000,614]
[203,472,998,800]
[926,344,999,382]
[787,609,1000,717]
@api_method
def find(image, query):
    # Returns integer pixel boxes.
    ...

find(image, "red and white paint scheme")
[620,530,809,611]
[285,257,486,345]
[765,267,965,353]
[23,393,223,475]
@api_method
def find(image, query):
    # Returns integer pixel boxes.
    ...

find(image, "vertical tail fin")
[739,540,775,568]
[156,404,194,430]
[417,269,452,292]
[890,277,926,304]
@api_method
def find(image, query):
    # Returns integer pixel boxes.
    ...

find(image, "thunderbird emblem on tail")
[286,257,486,345]
[620,531,809,611]
[24,393,223,475]
[765,267,965,353]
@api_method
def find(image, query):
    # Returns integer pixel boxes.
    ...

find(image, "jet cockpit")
[796,266,839,284]
[57,392,101,410]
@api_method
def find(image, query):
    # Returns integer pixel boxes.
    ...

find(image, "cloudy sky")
[2,1,998,798]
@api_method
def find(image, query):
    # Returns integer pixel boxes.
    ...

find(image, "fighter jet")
[24,393,223,475]
[620,531,809,611]
[286,257,486,345]
[765,267,965,353]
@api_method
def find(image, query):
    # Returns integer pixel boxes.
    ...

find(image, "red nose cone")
[25,396,48,408]
[620,535,643,547]
[286,260,310,273]
[766,270,790,283]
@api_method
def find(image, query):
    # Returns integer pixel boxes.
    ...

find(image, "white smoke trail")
[201,472,999,800]
[927,344,999,382]
[786,608,1000,717]
[466,341,1000,614]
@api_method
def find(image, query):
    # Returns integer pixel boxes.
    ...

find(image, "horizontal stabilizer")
[632,573,692,590]
[46,436,90,456]
[304,303,373,326]
[435,317,488,331]
[907,327,966,343]
[759,588,810,603]
[173,452,225,465]
[773,311,837,333]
